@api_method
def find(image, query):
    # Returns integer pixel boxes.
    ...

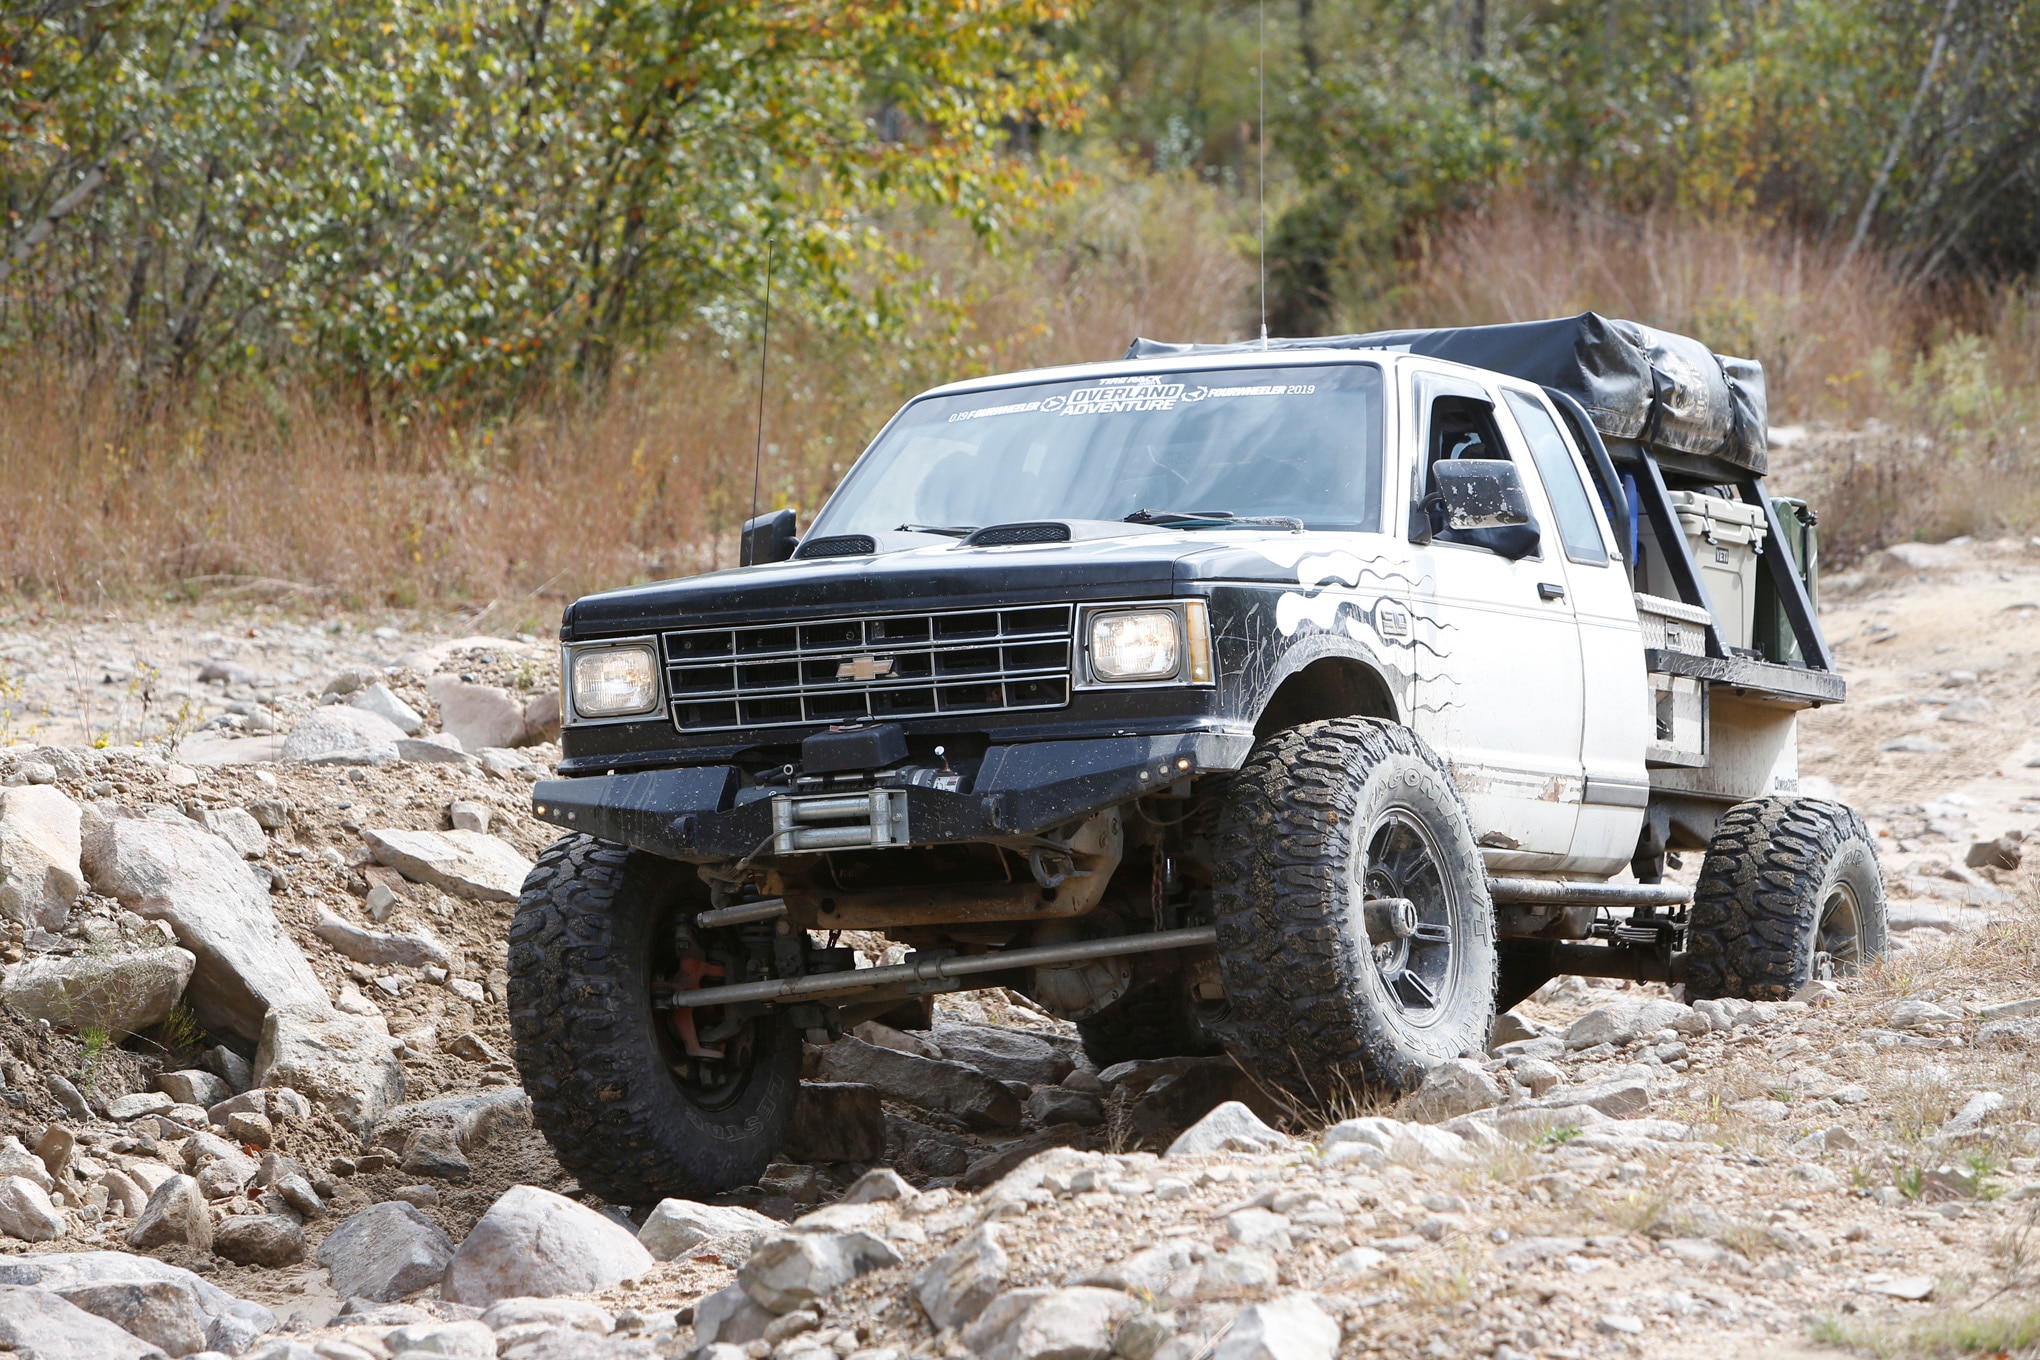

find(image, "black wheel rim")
[1814,880,1865,980]
[1359,807,1460,1026]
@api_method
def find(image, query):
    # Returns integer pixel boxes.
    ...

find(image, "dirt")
[0,538,2036,1356]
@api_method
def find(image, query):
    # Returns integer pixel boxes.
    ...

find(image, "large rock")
[253,1003,406,1136]
[199,808,268,860]
[1564,998,1708,1049]
[427,677,529,752]
[781,1083,886,1163]
[81,819,327,1043]
[817,1037,1022,1130]
[179,1131,258,1199]
[55,1280,208,1357]
[637,1200,778,1262]
[1211,1296,1340,1360]
[312,912,451,969]
[157,1070,231,1109]
[350,684,424,736]
[0,786,84,929]
[1130,1060,1284,1135]
[1403,1058,1505,1124]
[396,736,474,766]
[279,707,407,765]
[441,1186,653,1307]
[0,1136,53,1190]
[1388,1124,1474,1168]
[316,1201,457,1302]
[128,1175,212,1252]
[915,1224,1010,1330]
[932,1024,1075,1086]
[0,1284,168,1360]
[961,1287,1138,1360]
[1540,1076,1654,1117]
[1164,1102,1290,1158]
[1,947,196,1037]
[693,1283,775,1347]
[213,1214,305,1267]
[365,1087,531,1179]
[738,1231,902,1313]
[360,828,534,903]
[0,1175,65,1242]
[0,1250,276,1353]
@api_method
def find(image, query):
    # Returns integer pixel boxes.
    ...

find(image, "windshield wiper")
[896,523,976,538]
[1123,509,1304,531]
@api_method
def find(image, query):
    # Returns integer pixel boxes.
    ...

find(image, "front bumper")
[531,731,1255,862]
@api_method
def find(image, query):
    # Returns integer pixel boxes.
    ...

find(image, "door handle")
[1537,581,1566,601]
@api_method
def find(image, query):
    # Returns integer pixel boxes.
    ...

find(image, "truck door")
[1404,369,1585,870]
[1497,386,1652,875]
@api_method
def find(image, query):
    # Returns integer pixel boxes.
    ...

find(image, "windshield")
[808,363,1385,538]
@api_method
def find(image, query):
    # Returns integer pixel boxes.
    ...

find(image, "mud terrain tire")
[1210,718,1495,1103]
[508,835,800,1204]
[1684,797,1887,1001]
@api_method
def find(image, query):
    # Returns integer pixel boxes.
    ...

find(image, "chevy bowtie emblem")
[836,655,895,682]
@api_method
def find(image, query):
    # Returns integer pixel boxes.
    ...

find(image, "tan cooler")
[1640,490,1768,653]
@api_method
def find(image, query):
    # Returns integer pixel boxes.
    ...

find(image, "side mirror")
[1433,459,1533,529]
[740,509,798,566]
[1420,460,1541,559]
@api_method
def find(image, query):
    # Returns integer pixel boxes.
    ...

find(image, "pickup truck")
[511,313,1886,1202]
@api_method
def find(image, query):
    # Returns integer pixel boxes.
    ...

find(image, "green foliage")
[1,0,1091,402]
[1070,0,2040,331]
[73,1024,110,1092]
[148,1003,205,1058]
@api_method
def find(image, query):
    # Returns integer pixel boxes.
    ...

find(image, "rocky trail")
[0,535,2033,1360]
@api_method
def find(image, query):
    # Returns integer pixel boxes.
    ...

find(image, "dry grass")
[5,180,2037,601]
[1811,1303,2040,1358]
[1365,196,1926,426]
[0,165,1251,610]
[1364,198,2040,560]
[1860,870,2040,1001]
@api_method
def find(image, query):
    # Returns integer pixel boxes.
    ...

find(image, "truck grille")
[663,604,1074,733]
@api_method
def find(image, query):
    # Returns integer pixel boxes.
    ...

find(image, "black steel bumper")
[531,731,1255,862]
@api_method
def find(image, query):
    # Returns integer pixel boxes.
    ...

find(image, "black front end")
[535,536,1275,861]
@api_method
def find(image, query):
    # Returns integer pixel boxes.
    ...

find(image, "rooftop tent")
[1125,312,1769,476]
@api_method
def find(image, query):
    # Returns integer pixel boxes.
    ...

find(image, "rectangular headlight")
[1090,609,1182,682]
[570,645,661,718]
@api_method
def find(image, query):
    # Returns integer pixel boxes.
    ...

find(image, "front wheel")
[1210,719,1496,1104]
[1684,797,1888,1001]
[508,836,800,1205]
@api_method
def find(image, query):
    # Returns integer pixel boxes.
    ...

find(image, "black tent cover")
[1124,311,1769,476]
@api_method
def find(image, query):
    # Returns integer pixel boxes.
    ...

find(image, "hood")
[562,525,1338,637]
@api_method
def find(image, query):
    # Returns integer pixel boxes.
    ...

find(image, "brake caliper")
[666,955,727,1059]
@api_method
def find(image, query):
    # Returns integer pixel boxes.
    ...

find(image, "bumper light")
[570,645,661,718]
[1090,609,1182,681]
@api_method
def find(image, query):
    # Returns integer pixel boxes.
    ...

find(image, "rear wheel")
[508,836,800,1205]
[1684,797,1888,1001]
[1209,719,1495,1103]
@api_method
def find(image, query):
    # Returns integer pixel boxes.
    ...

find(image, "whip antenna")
[747,236,774,550]
[1257,0,1268,348]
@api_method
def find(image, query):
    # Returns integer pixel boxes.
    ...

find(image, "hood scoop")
[794,534,877,559]
[961,521,1073,547]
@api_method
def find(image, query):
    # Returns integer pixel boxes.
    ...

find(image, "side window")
[1421,392,1535,556]
[1503,390,1609,566]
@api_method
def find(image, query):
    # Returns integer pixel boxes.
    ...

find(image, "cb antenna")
[1257,0,1268,349]
[746,235,774,560]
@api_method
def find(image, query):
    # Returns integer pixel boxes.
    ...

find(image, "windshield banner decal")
[946,377,1322,424]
